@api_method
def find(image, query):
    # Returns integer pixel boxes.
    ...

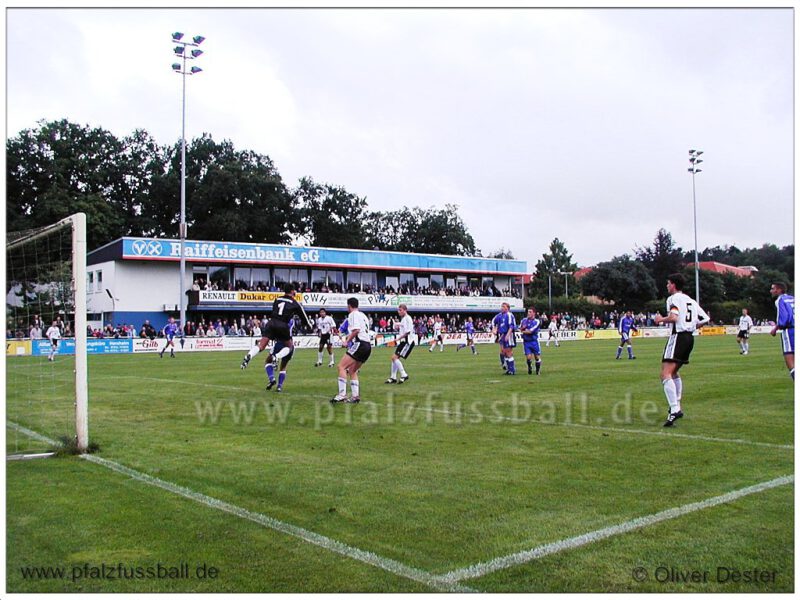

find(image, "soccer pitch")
[6,335,794,592]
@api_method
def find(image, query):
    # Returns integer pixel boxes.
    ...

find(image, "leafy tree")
[635,229,685,293]
[176,134,296,243]
[293,177,370,248]
[485,248,516,259]
[579,255,658,309]
[7,119,127,247]
[364,205,477,255]
[412,205,477,255]
[117,129,170,238]
[681,266,725,305]
[363,207,410,251]
[529,238,578,297]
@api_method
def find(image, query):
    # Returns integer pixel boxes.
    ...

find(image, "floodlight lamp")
[171,63,181,71]
[190,66,202,74]
[696,150,704,156]
[689,149,696,154]
[191,49,203,58]
[172,32,184,41]
[193,35,205,45]
[174,46,184,55]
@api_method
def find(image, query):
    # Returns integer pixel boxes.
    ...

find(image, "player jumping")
[240,284,313,369]
[264,339,294,392]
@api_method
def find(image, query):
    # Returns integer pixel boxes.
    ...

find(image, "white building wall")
[114,261,183,312]
[86,260,115,314]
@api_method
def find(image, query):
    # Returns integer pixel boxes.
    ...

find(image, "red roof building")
[688,262,757,277]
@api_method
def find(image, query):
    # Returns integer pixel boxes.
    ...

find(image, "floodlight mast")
[688,149,704,305]
[170,32,205,332]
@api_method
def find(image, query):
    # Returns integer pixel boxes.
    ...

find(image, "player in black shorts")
[240,284,312,369]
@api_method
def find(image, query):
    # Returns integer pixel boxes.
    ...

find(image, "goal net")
[6,213,88,457]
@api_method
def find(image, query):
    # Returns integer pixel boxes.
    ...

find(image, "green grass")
[6,335,794,592]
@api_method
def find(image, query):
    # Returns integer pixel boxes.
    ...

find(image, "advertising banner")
[32,338,76,356]
[6,340,32,356]
[198,290,523,311]
[30,338,132,356]
[698,326,726,336]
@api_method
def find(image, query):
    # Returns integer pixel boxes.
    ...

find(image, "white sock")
[317,351,323,363]
[662,378,679,413]
[247,346,260,360]
[672,377,683,411]
[745,342,749,352]
[328,353,335,364]
[350,379,360,398]
[390,361,398,379]
[394,358,407,378]
[338,377,347,396]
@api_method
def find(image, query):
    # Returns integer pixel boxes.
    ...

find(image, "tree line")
[7,119,791,322]
[6,119,481,256]
[528,230,794,322]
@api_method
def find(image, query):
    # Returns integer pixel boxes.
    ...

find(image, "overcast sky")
[6,7,794,268]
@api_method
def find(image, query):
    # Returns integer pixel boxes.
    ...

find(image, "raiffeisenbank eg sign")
[120,237,528,275]
[124,239,319,263]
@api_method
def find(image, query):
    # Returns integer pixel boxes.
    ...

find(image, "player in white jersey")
[331,297,372,404]
[429,317,444,352]
[45,320,61,362]
[654,273,710,427]
[736,308,754,355]
[386,304,414,384]
[546,317,560,347]
[314,308,337,367]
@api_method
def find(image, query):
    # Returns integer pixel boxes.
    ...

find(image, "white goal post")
[6,212,88,452]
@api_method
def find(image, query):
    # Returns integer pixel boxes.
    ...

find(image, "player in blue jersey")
[264,339,294,392]
[519,307,542,375]
[769,282,795,380]
[160,317,180,358]
[338,318,350,347]
[457,316,478,355]
[615,310,638,360]
[492,302,517,375]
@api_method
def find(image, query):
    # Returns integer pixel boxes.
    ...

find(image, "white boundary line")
[5,421,474,593]
[413,405,795,451]
[8,421,793,590]
[101,375,793,450]
[438,474,794,583]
